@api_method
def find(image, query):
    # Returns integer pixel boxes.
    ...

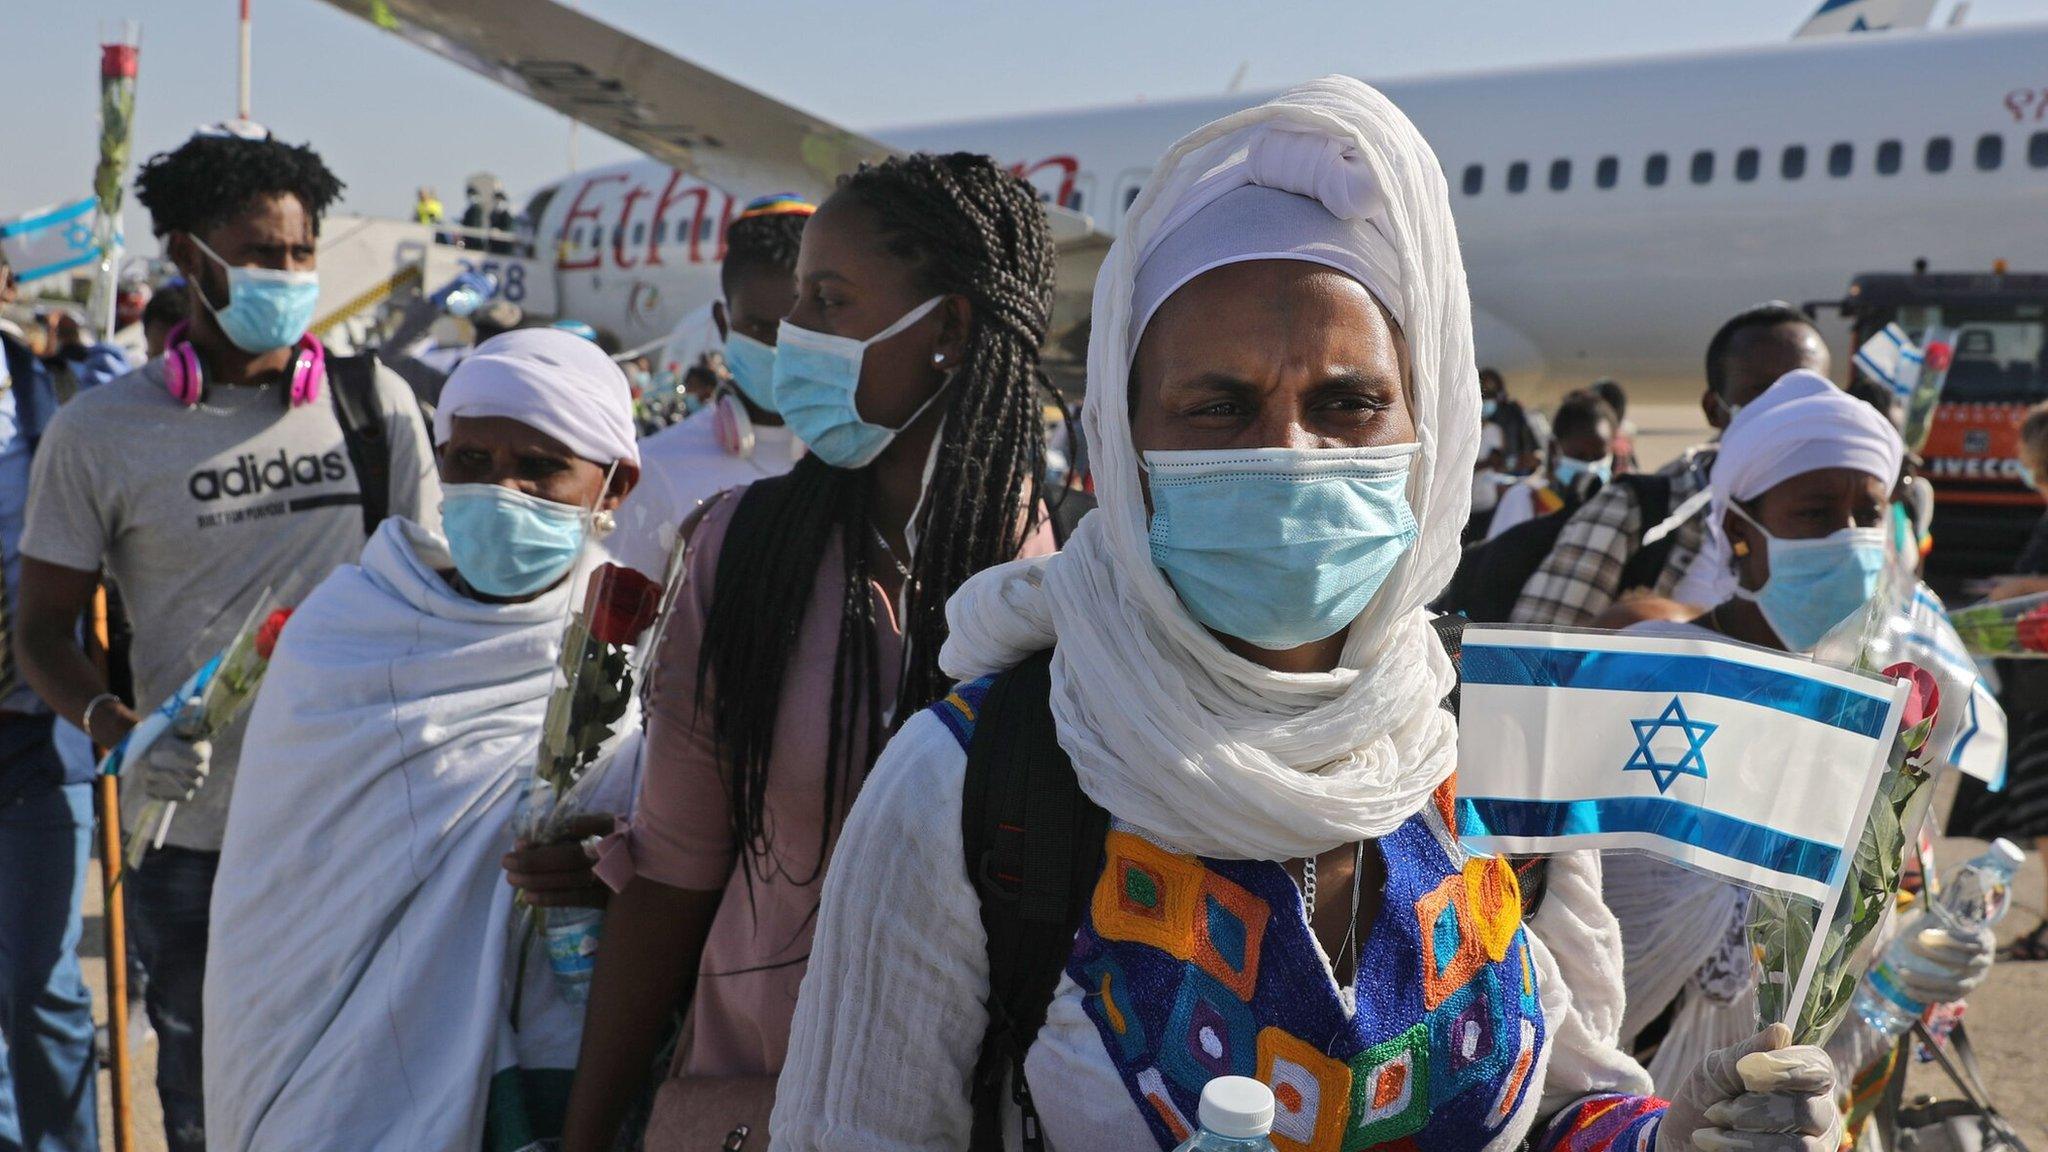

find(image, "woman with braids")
[562,152,1060,1151]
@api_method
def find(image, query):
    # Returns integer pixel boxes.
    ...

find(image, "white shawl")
[204,518,631,1151]
[940,76,1477,861]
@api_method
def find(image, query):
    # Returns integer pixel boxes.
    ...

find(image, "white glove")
[1878,913,1996,1005]
[143,733,211,802]
[1658,1023,1844,1152]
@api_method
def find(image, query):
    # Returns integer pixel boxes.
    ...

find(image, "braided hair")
[719,196,812,296]
[698,153,1055,884]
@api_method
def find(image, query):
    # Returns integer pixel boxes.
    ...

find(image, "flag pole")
[91,585,134,1152]
[238,0,252,122]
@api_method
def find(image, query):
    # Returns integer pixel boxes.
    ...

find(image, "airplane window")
[1735,148,1759,182]
[1876,140,1902,175]
[1507,161,1529,193]
[1828,142,1853,178]
[653,221,667,245]
[2032,131,2048,169]
[1123,186,1141,212]
[571,226,586,246]
[1595,156,1618,189]
[632,222,646,245]
[1644,153,1668,187]
[699,218,715,242]
[1462,164,1483,196]
[1781,145,1806,180]
[1927,136,1952,173]
[1064,189,1084,211]
[1690,150,1714,184]
[1549,158,1571,191]
[1977,133,2004,171]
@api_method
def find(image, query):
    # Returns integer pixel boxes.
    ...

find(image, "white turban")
[939,77,1475,861]
[433,329,640,468]
[1684,369,1905,605]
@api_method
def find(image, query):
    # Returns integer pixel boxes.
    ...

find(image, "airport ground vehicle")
[1826,269,2048,577]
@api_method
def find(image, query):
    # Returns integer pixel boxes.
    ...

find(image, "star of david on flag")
[0,197,103,284]
[1451,625,1904,907]
[1623,697,1716,792]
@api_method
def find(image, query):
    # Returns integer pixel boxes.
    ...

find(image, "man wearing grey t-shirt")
[13,127,439,1152]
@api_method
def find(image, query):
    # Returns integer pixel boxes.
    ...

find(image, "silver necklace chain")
[1298,843,1370,980]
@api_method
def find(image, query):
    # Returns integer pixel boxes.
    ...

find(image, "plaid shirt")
[1510,445,1715,626]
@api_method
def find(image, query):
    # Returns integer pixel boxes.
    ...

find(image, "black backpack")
[326,353,403,536]
[960,616,1479,1151]
[1438,472,1677,624]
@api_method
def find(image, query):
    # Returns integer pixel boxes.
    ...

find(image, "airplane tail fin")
[1794,0,1938,36]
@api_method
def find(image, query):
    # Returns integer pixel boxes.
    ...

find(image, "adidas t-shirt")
[20,359,441,850]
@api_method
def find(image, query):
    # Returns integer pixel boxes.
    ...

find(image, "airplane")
[317,0,2048,400]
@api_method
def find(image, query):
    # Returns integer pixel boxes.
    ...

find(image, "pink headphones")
[162,320,326,409]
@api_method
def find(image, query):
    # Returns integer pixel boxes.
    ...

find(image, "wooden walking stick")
[90,583,134,1152]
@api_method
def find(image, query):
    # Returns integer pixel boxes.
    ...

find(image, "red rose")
[2013,604,2048,654]
[586,564,663,645]
[1882,662,1939,737]
[255,608,294,661]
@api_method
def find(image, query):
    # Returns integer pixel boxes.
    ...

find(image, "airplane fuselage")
[530,22,2048,398]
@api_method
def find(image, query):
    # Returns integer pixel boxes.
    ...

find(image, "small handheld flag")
[0,197,103,283]
[1455,626,1903,904]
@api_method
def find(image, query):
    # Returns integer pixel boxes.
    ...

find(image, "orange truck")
[1826,270,2048,578]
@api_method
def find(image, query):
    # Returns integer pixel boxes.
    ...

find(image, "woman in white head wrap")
[769,80,1838,1152]
[205,329,644,1151]
[1605,370,1992,1133]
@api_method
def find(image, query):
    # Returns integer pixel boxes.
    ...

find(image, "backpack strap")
[963,650,1109,1152]
[327,354,392,537]
[1614,473,1678,595]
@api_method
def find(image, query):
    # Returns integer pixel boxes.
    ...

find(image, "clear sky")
[5,0,2046,259]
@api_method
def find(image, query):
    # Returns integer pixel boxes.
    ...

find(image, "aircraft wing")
[316,0,891,201]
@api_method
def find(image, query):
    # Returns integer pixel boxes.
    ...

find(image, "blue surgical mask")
[772,296,948,468]
[441,483,587,597]
[723,329,779,412]
[190,235,320,354]
[1482,398,1499,419]
[1145,444,1420,650]
[1731,506,1888,653]
[1552,454,1614,488]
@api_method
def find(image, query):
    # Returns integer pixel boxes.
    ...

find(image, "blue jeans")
[0,766,98,1152]
[128,846,216,1152]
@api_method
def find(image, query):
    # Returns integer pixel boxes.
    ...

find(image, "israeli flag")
[0,197,102,283]
[1902,586,2006,788]
[1455,626,1906,907]
[1853,322,1923,404]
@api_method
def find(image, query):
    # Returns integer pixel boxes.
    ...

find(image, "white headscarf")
[1676,370,1905,606]
[941,77,1478,861]
[434,328,641,468]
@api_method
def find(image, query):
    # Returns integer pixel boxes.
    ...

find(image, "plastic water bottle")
[1172,1077,1278,1152]
[542,906,603,1004]
[1853,838,2024,1037]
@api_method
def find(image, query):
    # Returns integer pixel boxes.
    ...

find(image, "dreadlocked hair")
[134,134,344,238]
[698,152,1055,885]
[719,210,808,295]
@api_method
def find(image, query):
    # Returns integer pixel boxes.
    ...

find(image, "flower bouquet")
[112,594,293,868]
[1945,590,2048,658]
[1749,662,1941,1041]
[514,561,664,1003]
